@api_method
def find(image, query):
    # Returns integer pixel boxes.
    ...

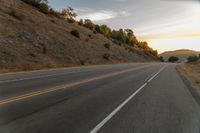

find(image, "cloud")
[76,8,130,21]
[119,11,130,17]
[77,10,117,21]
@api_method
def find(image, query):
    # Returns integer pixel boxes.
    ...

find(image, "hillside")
[0,0,158,72]
[160,49,200,62]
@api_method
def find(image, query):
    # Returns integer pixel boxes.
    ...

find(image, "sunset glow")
[49,0,200,53]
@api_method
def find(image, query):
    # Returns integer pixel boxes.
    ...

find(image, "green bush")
[39,3,49,14]
[83,19,94,30]
[187,55,199,62]
[159,56,164,62]
[95,25,101,33]
[104,43,110,49]
[103,53,110,60]
[168,56,179,62]
[67,18,76,23]
[21,0,49,14]
[70,29,80,38]
[78,19,84,25]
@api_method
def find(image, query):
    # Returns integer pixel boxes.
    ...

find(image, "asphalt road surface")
[0,63,200,133]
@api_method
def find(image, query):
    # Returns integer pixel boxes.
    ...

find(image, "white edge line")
[89,65,167,133]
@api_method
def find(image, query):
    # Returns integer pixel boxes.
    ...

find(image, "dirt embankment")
[0,0,158,73]
[177,61,200,103]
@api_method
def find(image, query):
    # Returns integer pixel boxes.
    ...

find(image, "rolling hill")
[160,49,200,62]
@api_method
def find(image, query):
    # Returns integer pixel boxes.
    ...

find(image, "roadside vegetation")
[20,0,158,58]
[70,29,80,38]
[0,0,160,73]
[187,55,200,63]
[168,56,179,63]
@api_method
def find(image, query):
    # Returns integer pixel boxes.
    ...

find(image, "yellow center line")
[0,65,149,105]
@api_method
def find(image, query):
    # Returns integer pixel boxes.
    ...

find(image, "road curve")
[0,63,199,133]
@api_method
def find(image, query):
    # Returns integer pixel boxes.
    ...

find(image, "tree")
[124,29,132,45]
[139,41,149,51]
[100,25,111,37]
[39,2,49,14]
[159,56,164,62]
[22,0,49,13]
[187,55,199,62]
[168,56,179,62]
[111,29,126,43]
[83,19,94,30]
[95,24,101,33]
[78,19,84,25]
[61,6,77,22]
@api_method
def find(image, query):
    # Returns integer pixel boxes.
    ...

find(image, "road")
[0,63,200,133]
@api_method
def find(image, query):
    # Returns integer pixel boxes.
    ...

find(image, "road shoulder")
[176,63,200,105]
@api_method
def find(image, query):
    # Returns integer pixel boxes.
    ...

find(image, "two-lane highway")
[0,63,199,133]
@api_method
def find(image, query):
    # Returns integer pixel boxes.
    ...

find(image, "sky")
[48,0,200,53]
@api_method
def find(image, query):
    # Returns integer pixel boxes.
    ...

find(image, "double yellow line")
[0,65,149,105]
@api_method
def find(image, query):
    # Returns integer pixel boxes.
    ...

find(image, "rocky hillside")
[160,49,200,62]
[0,0,158,72]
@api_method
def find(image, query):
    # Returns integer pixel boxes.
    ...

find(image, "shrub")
[159,56,164,62]
[187,55,199,62]
[95,24,101,33]
[21,0,49,14]
[83,19,94,30]
[61,7,77,22]
[103,53,110,60]
[78,19,84,25]
[49,8,61,18]
[104,43,110,49]
[39,3,49,14]
[168,56,179,62]
[67,18,76,23]
[148,50,158,57]
[70,29,80,38]
[80,60,85,65]
[100,25,111,37]
[93,30,97,34]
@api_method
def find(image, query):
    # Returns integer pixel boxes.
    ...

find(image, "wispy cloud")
[76,8,129,21]
[77,10,117,21]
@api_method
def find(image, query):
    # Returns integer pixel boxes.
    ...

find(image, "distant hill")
[160,49,200,62]
[0,0,158,72]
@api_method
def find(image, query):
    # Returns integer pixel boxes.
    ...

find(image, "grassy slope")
[0,0,158,72]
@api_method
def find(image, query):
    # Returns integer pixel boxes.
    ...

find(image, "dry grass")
[0,0,158,73]
[178,61,200,95]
